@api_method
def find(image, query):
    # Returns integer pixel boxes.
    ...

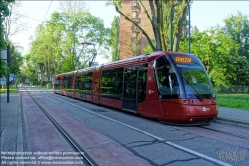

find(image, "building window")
[132,1,138,6]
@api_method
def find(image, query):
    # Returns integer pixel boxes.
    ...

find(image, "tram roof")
[54,51,193,76]
[101,51,193,69]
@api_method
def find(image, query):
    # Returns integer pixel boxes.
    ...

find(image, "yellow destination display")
[175,57,192,63]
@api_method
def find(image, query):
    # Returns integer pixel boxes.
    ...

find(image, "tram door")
[122,67,138,112]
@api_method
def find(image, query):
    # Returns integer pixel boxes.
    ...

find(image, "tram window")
[76,74,84,93]
[138,64,148,102]
[75,72,92,94]
[54,77,60,89]
[101,68,123,100]
[67,76,72,90]
[154,57,180,99]
[63,76,68,89]
[85,72,93,94]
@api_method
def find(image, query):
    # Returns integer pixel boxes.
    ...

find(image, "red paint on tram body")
[53,51,218,124]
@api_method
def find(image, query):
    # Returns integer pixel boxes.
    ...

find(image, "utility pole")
[7,45,10,103]
[188,0,191,53]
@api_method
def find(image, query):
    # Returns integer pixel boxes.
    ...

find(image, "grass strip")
[0,86,19,93]
[216,94,249,111]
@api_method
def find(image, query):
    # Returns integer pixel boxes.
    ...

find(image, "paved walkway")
[1,93,23,151]
[217,107,249,127]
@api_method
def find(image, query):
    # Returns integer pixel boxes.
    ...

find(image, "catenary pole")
[7,45,10,103]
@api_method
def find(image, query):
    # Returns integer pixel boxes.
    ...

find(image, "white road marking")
[50,95,232,166]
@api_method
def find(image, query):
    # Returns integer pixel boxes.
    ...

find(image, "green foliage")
[143,45,153,54]
[143,39,156,54]
[1,0,15,77]
[223,11,249,60]
[216,94,249,110]
[191,26,199,36]
[61,54,75,73]
[110,16,120,61]
[233,56,249,86]
[26,10,110,83]
[0,86,18,93]
[0,43,22,78]
[0,59,9,77]
[9,44,23,75]
[109,0,189,52]
[17,67,29,84]
[180,27,240,87]
[180,10,249,88]
[19,54,39,85]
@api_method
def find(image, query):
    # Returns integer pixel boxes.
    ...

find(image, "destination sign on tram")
[175,57,192,63]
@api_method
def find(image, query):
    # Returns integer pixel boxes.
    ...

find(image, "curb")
[214,117,249,128]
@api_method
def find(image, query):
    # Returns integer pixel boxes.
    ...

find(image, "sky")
[10,1,249,63]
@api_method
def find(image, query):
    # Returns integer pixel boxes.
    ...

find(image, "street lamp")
[80,42,97,67]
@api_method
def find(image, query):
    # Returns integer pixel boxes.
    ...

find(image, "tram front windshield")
[170,54,215,99]
[154,54,215,100]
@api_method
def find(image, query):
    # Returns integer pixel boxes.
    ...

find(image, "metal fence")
[215,86,249,102]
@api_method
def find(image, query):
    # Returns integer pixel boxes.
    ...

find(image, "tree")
[48,11,110,71]
[3,2,28,41]
[58,0,88,14]
[110,16,120,61]
[223,11,249,60]
[29,23,61,82]
[9,43,22,75]
[28,10,110,80]
[232,56,249,86]
[0,59,8,77]
[20,54,39,85]
[0,0,15,48]
[191,26,199,36]
[0,0,14,77]
[180,27,240,87]
[109,0,189,52]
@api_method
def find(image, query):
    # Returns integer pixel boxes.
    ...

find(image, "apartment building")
[119,0,154,59]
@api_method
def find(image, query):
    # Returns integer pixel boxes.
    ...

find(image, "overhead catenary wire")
[11,12,43,23]
[42,0,52,25]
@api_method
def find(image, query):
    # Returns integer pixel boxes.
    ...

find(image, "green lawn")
[0,86,19,93]
[216,94,249,111]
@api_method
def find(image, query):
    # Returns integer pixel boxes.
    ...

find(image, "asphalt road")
[19,87,249,166]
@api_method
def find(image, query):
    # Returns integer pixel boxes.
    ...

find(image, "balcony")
[131,5,140,12]
[131,16,141,23]
[131,25,140,32]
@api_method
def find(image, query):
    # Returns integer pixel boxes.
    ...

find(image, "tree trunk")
[173,1,188,52]
[115,5,156,51]
[149,0,162,51]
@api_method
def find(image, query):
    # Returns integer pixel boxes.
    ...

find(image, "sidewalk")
[1,92,24,155]
[216,107,249,127]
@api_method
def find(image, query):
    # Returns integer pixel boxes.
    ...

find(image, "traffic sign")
[1,50,7,63]
[1,50,7,59]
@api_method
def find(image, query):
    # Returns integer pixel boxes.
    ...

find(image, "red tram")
[53,51,218,124]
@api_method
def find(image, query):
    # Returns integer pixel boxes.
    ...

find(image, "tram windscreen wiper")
[177,68,204,101]
[184,80,204,101]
